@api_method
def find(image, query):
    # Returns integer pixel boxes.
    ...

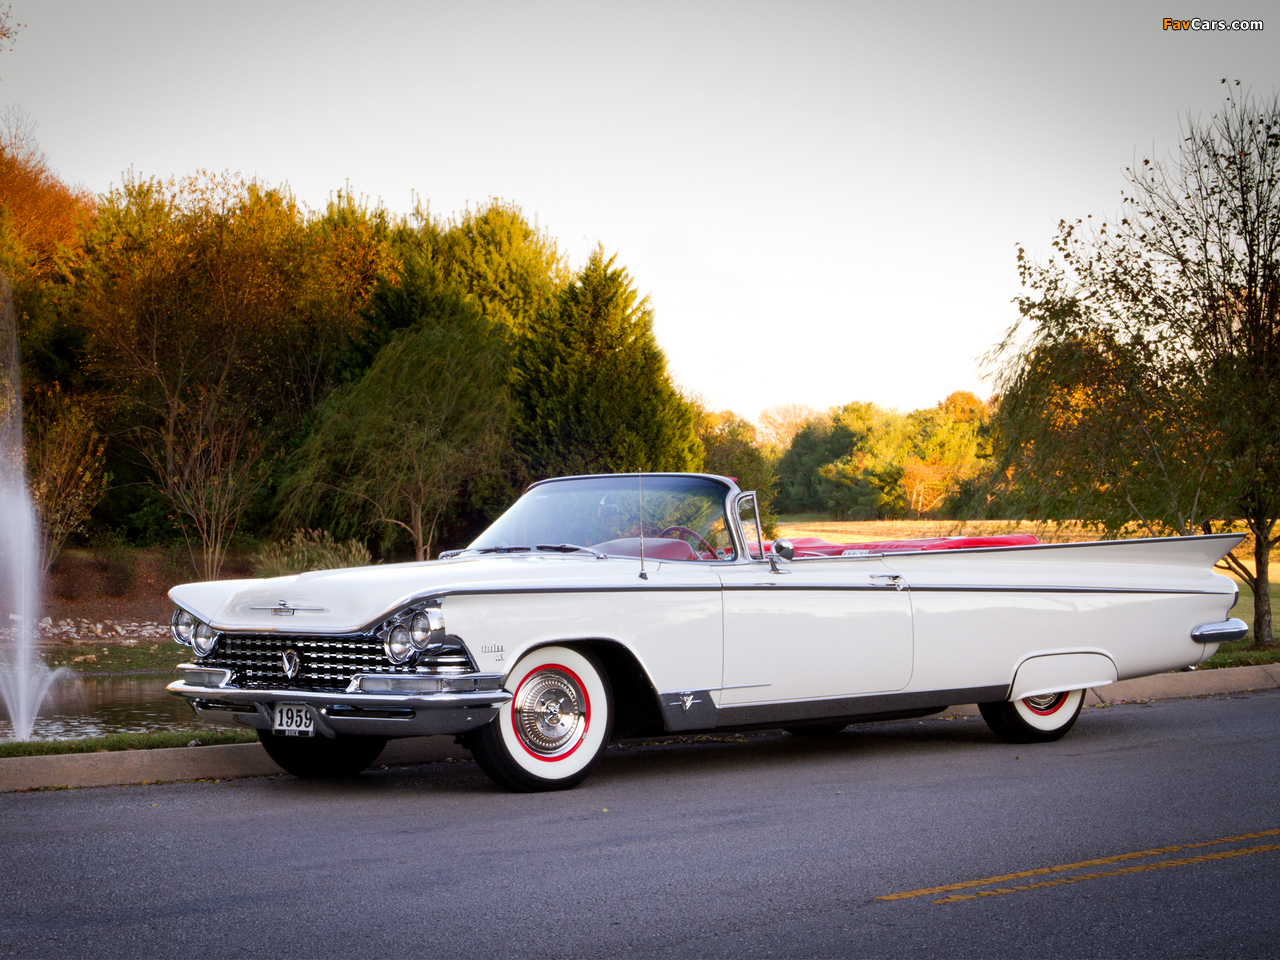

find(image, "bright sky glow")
[5,0,1277,419]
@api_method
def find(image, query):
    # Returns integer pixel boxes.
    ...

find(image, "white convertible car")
[167,473,1246,791]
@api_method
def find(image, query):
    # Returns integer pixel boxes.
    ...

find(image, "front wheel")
[257,730,389,778]
[979,689,1084,744]
[469,645,613,792]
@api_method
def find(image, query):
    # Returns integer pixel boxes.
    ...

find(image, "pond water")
[0,675,212,741]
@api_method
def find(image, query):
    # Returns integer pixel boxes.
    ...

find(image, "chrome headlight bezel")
[385,624,414,664]
[408,605,446,652]
[377,599,449,665]
[192,622,219,658]
[171,609,196,646]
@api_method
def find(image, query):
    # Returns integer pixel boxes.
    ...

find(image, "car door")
[717,495,914,705]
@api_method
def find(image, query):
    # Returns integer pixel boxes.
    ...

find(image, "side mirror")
[768,538,794,573]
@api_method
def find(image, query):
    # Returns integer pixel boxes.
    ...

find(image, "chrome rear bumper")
[1191,618,1249,644]
[167,667,511,738]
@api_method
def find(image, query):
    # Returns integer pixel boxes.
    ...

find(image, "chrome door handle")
[870,574,905,591]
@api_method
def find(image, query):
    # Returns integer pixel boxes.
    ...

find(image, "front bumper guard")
[168,667,512,739]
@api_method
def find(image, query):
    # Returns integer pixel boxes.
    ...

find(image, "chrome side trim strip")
[653,684,1012,734]
[880,586,1218,593]
[441,584,1222,597]
[713,685,1010,729]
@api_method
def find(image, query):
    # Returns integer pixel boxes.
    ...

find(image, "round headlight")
[409,606,445,651]
[192,622,218,658]
[414,609,450,655]
[171,609,196,645]
[409,614,432,650]
[385,625,414,664]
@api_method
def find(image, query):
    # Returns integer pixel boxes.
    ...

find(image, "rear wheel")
[979,689,1084,744]
[469,645,613,792]
[257,730,388,778]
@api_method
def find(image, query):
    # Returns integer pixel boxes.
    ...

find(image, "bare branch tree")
[991,89,1280,642]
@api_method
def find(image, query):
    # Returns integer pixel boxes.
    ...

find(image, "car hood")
[168,554,643,635]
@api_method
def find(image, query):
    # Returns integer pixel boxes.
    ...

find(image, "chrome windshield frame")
[474,472,744,564]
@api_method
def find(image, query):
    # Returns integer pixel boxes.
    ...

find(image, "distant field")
[774,516,1102,544]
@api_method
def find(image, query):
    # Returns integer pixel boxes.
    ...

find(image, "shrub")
[93,533,137,597]
[50,554,88,600]
[159,545,197,585]
[254,529,373,578]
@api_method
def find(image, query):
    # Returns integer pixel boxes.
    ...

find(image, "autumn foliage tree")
[991,89,1280,643]
[80,173,390,578]
[695,406,779,535]
[0,113,106,569]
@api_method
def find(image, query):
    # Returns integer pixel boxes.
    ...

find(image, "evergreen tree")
[435,201,567,337]
[512,248,701,480]
[281,283,509,561]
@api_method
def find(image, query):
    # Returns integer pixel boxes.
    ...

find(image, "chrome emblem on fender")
[249,599,325,617]
[669,692,703,712]
[281,649,301,679]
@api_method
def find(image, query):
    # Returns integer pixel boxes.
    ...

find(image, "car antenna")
[638,472,648,580]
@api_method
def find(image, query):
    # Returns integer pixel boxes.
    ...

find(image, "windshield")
[469,475,736,561]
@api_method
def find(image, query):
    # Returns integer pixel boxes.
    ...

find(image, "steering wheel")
[658,525,716,556]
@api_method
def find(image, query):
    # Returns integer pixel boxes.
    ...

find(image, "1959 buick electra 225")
[167,473,1246,791]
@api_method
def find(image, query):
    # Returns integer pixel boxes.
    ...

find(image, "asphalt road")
[2,694,1279,959]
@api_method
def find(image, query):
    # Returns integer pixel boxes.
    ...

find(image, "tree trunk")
[412,502,425,562]
[1254,522,1273,645]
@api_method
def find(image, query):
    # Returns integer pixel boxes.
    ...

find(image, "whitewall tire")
[469,645,613,792]
[979,689,1084,744]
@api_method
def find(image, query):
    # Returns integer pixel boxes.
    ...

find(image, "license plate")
[272,703,315,737]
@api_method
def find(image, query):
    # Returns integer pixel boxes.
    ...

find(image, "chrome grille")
[203,634,476,691]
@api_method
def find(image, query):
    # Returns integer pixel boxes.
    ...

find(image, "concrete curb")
[940,663,1280,717]
[0,735,470,793]
[4,663,1279,792]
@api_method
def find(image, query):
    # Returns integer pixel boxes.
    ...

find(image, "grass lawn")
[41,640,187,675]
[0,728,260,759]
[1202,577,1280,669]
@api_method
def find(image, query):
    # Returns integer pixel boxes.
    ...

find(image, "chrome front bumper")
[167,666,512,738]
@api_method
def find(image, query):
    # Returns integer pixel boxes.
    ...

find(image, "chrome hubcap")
[515,669,585,755]
[1023,691,1066,714]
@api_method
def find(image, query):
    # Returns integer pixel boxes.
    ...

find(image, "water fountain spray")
[0,272,72,739]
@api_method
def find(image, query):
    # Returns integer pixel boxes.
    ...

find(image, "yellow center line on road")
[933,843,1280,904]
[875,828,1280,902]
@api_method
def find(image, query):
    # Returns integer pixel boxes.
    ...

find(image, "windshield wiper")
[445,543,606,559]
[535,543,607,559]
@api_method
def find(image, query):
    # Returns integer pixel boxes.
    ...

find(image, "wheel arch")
[507,637,666,741]
[1008,651,1118,702]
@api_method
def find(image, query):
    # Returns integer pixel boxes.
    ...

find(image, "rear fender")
[1009,652,1118,701]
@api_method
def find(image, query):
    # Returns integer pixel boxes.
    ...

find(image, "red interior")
[598,534,1040,562]
[777,534,1040,557]
[594,537,700,561]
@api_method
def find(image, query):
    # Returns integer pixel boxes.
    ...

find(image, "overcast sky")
[4,1,1276,420]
